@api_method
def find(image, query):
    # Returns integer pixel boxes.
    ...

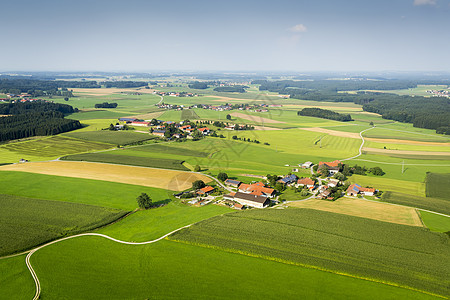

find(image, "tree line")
[297,108,353,122]
[94,102,118,108]
[0,79,100,97]
[0,101,77,115]
[213,86,248,93]
[103,81,148,88]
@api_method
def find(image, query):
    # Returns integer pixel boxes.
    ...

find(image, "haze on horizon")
[1,0,449,72]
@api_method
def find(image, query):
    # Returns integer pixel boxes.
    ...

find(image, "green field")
[426,173,450,200]
[62,152,189,171]
[117,142,208,158]
[171,208,449,297]
[0,194,127,256]
[99,201,231,241]
[67,110,129,120]
[381,192,450,216]
[63,130,154,145]
[181,109,199,119]
[0,136,112,162]
[26,237,437,300]
[0,171,168,210]
[0,255,34,300]
[420,211,450,233]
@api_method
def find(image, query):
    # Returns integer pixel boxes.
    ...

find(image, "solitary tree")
[226,114,231,120]
[137,193,152,209]
[192,180,206,190]
[217,172,228,181]
[194,165,201,172]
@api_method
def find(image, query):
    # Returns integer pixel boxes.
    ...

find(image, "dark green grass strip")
[0,194,128,256]
[62,152,189,171]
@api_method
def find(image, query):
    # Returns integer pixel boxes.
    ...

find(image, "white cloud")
[289,24,307,33]
[413,0,436,6]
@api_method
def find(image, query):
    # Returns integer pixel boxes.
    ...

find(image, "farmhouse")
[197,186,215,195]
[301,161,313,169]
[152,130,166,137]
[180,125,192,132]
[346,184,375,197]
[119,117,138,123]
[224,192,270,208]
[318,160,341,175]
[224,179,242,188]
[278,174,298,185]
[327,179,340,187]
[198,127,210,135]
[131,121,150,127]
[238,182,275,198]
[297,177,315,188]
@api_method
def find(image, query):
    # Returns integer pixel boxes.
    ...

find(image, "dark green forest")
[103,81,148,88]
[0,79,100,97]
[213,85,248,93]
[297,108,353,122]
[0,102,81,142]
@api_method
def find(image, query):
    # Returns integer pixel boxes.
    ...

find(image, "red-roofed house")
[238,182,275,198]
[297,177,315,189]
[198,127,210,135]
[318,160,341,175]
[346,184,375,196]
[197,186,215,195]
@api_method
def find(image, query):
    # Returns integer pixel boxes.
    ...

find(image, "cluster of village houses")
[118,117,211,139]
[156,102,281,112]
[0,93,46,103]
[426,89,449,98]
[178,159,377,210]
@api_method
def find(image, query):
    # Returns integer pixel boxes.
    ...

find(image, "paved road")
[26,225,192,300]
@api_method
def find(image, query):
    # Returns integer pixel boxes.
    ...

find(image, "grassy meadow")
[426,173,450,200]
[29,237,438,300]
[0,171,169,210]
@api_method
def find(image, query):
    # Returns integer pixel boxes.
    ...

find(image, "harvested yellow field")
[363,147,450,156]
[288,198,423,227]
[299,127,361,139]
[0,161,211,191]
[230,112,285,124]
[366,138,450,146]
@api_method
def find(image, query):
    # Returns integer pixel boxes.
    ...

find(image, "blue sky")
[1,0,449,72]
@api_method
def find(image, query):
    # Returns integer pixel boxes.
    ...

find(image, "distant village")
[156,102,281,112]
[426,89,450,98]
[0,93,48,103]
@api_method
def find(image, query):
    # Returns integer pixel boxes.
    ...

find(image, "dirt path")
[363,147,450,156]
[341,127,375,161]
[230,112,285,124]
[26,225,192,300]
